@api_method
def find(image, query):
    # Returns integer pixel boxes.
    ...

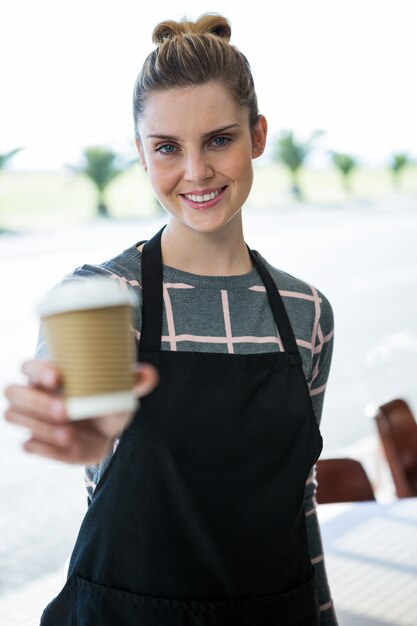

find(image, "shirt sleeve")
[85,444,117,505]
[304,290,339,625]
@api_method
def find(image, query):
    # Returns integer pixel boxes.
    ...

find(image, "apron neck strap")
[139,227,299,355]
[248,248,299,354]
[139,226,165,353]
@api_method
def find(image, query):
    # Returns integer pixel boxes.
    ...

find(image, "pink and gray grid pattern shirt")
[36,242,337,625]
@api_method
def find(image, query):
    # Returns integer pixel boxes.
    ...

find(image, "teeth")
[185,188,222,203]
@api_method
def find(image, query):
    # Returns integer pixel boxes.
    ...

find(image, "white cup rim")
[37,277,136,317]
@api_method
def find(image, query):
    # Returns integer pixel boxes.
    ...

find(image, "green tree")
[70,146,131,217]
[0,147,23,170]
[272,130,323,199]
[331,152,358,191]
[389,153,409,187]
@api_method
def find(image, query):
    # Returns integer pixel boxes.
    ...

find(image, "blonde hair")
[133,14,260,136]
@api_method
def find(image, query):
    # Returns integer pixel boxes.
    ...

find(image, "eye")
[156,144,177,155]
[210,136,230,148]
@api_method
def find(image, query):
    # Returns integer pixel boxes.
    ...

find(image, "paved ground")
[1,198,416,625]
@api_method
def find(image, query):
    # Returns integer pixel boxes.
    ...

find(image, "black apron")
[40,227,323,626]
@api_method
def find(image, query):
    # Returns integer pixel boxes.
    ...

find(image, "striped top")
[36,242,338,625]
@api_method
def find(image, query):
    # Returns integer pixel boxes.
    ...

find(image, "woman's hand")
[3,359,159,465]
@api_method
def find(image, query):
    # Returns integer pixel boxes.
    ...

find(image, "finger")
[133,363,159,397]
[21,359,61,389]
[23,437,82,464]
[4,384,67,423]
[23,432,111,465]
[5,409,72,446]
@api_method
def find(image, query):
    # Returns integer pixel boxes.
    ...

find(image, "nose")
[184,149,214,182]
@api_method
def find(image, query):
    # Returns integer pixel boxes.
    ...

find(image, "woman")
[4,14,337,625]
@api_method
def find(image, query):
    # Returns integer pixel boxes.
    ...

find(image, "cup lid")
[36,277,136,317]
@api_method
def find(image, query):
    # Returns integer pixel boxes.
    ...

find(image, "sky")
[2,0,416,171]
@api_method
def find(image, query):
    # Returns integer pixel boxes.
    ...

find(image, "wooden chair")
[374,398,417,498]
[315,458,376,504]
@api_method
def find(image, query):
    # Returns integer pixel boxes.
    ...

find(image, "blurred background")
[1,0,416,624]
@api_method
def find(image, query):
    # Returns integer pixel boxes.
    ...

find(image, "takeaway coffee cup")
[37,278,137,420]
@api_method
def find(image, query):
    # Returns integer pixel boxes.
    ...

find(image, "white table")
[317,497,417,626]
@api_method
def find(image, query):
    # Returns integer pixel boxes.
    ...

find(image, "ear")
[135,136,148,172]
[251,115,268,159]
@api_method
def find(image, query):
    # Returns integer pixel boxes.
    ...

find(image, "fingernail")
[23,440,33,453]
[42,370,56,387]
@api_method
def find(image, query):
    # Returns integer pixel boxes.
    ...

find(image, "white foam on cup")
[36,277,136,317]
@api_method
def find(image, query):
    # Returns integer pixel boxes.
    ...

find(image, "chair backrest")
[315,458,376,504]
[375,399,417,498]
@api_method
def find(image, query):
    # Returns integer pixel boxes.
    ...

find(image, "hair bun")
[152,13,231,45]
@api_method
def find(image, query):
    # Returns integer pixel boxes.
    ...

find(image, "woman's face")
[136,81,267,236]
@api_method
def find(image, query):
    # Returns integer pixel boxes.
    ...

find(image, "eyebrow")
[146,123,241,141]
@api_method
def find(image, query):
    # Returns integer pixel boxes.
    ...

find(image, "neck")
[160,220,253,276]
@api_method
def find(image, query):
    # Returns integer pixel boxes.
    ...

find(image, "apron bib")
[41,228,323,625]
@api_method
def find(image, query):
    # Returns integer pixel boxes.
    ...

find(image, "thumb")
[132,363,159,398]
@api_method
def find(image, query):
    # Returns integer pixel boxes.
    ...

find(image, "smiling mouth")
[182,186,227,204]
